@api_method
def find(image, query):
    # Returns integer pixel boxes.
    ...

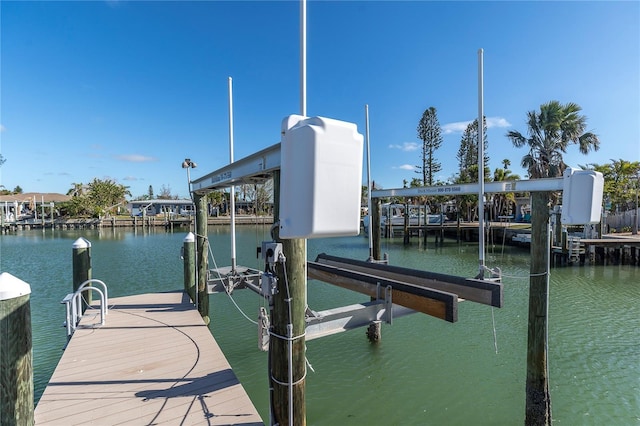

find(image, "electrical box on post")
[561,167,604,225]
[279,115,364,239]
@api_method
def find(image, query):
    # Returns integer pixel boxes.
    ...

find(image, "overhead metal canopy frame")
[189,139,564,197]
[190,142,281,194]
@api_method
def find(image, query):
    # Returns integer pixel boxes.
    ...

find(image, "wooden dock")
[34,291,264,425]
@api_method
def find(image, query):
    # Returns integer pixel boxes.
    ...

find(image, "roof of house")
[0,192,71,204]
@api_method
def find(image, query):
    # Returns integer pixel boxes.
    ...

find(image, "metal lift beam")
[315,253,503,308]
[307,261,458,323]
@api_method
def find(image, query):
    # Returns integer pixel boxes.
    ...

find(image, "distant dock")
[34,291,263,425]
[1,215,274,232]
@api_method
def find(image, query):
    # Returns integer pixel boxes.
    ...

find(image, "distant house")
[128,199,195,217]
[0,192,71,221]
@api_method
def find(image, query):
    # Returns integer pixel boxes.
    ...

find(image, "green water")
[1,227,638,425]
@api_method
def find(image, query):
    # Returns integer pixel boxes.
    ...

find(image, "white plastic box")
[561,167,604,225]
[279,115,364,239]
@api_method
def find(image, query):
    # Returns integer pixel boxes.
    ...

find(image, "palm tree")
[507,100,599,426]
[507,100,599,178]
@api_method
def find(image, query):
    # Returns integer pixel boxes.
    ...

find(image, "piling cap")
[0,272,32,300]
[184,232,195,243]
[72,237,92,249]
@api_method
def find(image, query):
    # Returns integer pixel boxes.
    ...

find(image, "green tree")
[416,106,442,186]
[507,101,599,179]
[87,178,131,217]
[61,179,130,217]
[586,159,640,214]
[491,167,521,218]
[507,100,599,425]
[148,185,154,199]
[457,118,490,183]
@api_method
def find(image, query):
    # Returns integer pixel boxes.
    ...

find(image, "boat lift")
[193,132,604,340]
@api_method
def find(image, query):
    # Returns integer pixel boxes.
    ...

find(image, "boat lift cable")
[206,241,259,326]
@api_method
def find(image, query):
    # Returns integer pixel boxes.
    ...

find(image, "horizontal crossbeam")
[307,261,458,323]
[191,143,281,194]
[305,302,414,341]
[372,177,563,199]
[315,253,503,308]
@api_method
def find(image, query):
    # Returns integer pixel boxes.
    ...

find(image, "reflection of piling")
[0,272,34,426]
[72,238,92,312]
[183,232,196,303]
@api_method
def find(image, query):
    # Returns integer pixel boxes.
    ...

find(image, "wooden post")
[372,197,381,261]
[194,193,209,324]
[0,273,34,426]
[72,237,91,312]
[403,201,410,245]
[183,232,196,303]
[423,205,428,246]
[525,191,552,425]
[271,170,306,426]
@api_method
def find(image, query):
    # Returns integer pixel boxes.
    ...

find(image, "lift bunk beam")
[307,261,458,323]
[314,253,503,308]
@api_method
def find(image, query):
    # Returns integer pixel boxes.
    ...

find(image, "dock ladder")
[61,279,109,340]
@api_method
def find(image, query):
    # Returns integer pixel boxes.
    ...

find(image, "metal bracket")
[384,285,393,325]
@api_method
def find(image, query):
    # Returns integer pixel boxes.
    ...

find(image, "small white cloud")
[442,121,471,134]
[116,154,157,163]
[393,164,415,171]
[389,142,420,152]
[486,117,511,129]
[442,116,511,134]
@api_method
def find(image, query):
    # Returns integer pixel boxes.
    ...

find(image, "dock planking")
[34,291,263,425]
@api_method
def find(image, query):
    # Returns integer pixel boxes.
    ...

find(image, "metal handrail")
[61,279,108,340]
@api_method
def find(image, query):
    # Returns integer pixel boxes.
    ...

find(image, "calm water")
[1,226,638,425]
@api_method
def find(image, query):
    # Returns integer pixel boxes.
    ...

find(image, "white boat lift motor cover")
[279,114,364,239]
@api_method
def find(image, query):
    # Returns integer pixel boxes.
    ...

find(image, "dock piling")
[194,193,209,324]
[183,232,196,303]
[72,237,92,312]
[0,273,34,426]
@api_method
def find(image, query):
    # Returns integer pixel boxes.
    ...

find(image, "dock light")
[182,158,197,169]
[182,158,197,199]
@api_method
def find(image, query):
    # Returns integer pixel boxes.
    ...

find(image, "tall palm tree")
[507,100,600,178]
[507,100,599,426]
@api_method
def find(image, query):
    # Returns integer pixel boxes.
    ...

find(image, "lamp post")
[182,158,197,229]
[181,158,197,198]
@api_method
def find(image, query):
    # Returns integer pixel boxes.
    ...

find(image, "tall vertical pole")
[271,171,306,426]
[72,237,92,312]
[477,48,485,278]
[633,173,638,235]
[525,191,552,425]
[300,0,306,117]
[268,2,308,424]
[228,77,237,272]
[365,105,374,260]
[194,193,209,325]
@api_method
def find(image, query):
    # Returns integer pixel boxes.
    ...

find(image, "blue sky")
[1,1,638,199]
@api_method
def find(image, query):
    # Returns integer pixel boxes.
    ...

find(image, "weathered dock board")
[34,291,263,425]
